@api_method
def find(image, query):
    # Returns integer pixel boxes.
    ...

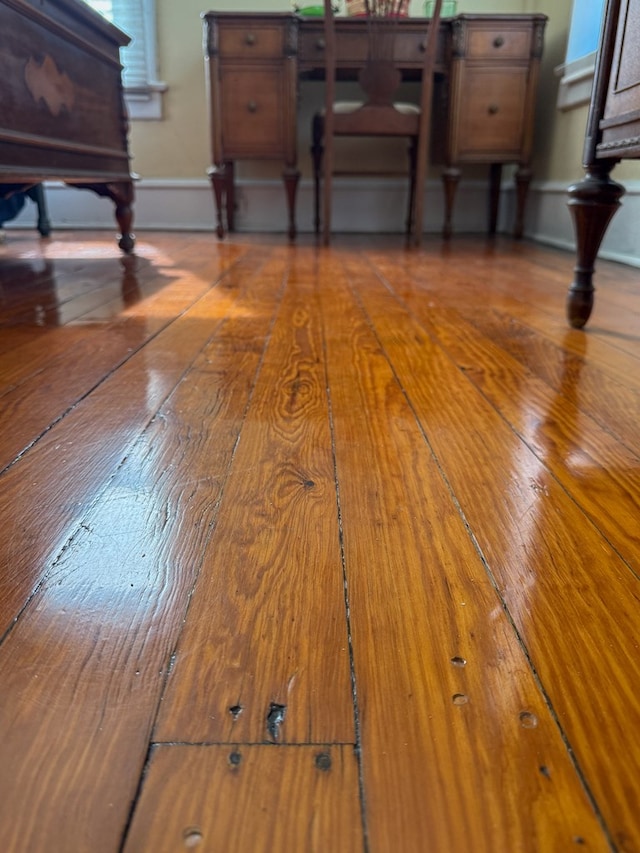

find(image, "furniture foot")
[283,167,300,241]
[25,184,51,237]
[513,165,532,239]
[74,180,136,253]
[566,162,624,328]
[442,166,460,239]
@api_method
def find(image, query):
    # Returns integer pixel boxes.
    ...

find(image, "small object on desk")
[346,0,408,16]
[294,4,329,15]
[424,0,456,15]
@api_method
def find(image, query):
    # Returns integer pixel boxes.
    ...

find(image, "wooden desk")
[203,12,546,239]
[0,0,135,252]
[567,0,639,327]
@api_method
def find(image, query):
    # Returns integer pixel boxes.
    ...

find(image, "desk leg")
[566,162,624,328]
[514,165,532,239]
[225,161,236,232]
[442,167,460,239]
[488,163,502,235]
[209,166,227,239]
[283,168,300,241]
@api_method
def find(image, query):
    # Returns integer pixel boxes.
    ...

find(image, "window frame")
[556,0,605,111]
[85,0,167,120]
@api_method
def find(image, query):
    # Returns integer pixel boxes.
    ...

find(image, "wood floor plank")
[0,248,275,632]
[319,250,608,852]
[0,245,250,471]
[124,745,363,852]
[344,252,640,849]
[155,263,354,746]
[359,278,640,572]
[370,249,640,455]
[0,233,638,852]
[0,249,288,851]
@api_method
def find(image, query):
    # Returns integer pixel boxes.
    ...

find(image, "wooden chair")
[311,0,443,245]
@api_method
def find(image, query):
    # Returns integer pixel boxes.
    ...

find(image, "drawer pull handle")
[488,104,499,115]
[245,33,256,46]
[493,36,505,48]
[315,37,325,50]
[247,101,258,113]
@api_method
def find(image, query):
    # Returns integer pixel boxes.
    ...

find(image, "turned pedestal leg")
[567,162,625,328]
[442,166,460,239]
[514,165,532,239]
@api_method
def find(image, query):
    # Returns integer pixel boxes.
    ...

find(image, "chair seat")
[322,100,420,116]
[316,100,421,137]
[334,100,420,116]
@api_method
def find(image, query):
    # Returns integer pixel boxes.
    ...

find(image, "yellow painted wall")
[128,0,640,185]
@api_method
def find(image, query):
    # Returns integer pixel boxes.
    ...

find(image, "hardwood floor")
[0,230,638,852]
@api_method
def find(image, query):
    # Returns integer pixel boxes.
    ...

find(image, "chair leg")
[406,138,417,237]
[311,115,324,235]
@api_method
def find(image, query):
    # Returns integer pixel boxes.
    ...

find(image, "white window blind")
[85,0,166,119]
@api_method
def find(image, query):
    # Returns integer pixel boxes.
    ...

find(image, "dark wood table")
[0,0,135,252]
[567,0,640,327]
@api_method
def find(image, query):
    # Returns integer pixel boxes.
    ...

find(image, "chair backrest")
[322,0,443,113]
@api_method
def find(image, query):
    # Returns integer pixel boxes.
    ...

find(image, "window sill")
[555,52,596,111]
[125,83,167,121]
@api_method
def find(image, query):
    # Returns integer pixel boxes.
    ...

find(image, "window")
[85,0,167,119]
[556,0,606,110]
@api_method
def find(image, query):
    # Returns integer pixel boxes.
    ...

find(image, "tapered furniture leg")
[407,138,417,236]
[311,115,324,235]
[514,165,532,238]
[224,161,236,232]
[488,163,502,235]
[208,165,227,239]
[283,168,300,241]
[566,162,625,328]
[442,167,460,239]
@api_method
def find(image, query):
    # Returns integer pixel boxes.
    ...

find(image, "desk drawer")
[218,24,285,60]
[452,66,528,158]
[298,28,445,71]
[464,26,532,61]
[220,67,285,157]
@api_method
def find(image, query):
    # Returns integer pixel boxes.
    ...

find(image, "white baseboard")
[4,176,640,269]
[1,176,508,236]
